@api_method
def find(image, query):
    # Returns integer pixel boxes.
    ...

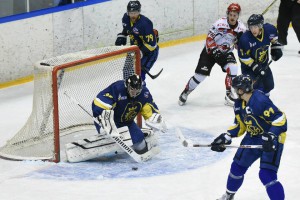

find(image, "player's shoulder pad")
[141,86,152,99]
[213,17,230,29]
[251,90,271,109]
[139,15,153,26]
[236,20,247,32]
[111,80,126,90]
[239,30,252,43]
[122,13,130,25]
[263,23,277,33]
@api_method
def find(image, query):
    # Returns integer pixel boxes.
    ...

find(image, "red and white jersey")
[205,17,246,54]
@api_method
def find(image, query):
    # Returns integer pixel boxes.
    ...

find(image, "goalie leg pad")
[65,126,132,162]
[142,128,160,158]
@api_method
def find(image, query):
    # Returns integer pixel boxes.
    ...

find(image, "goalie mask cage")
[0,46,141,163]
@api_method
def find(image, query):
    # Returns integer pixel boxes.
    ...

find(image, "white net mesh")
[0,46,140,162]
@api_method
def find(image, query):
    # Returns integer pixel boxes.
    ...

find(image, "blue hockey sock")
[266,182,284,200]
[259,168,285,200]
[226,162,248,193]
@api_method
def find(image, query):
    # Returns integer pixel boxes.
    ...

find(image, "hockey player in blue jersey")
[115,1,159,81]
[211,75,287,200]
[238,14,283,96]
[92,74,166,155]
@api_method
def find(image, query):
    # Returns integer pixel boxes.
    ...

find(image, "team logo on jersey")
[133,27,139,34]
[144,91,149,98]
[124,107,138,121]
[244,115,264,136]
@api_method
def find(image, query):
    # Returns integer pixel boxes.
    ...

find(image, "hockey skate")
[178,88,191,106]
[217,193,235,200]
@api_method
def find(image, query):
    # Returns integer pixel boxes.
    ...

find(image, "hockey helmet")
[232,74,253,94]
[127,1,141,12]
[247,14,264,28]
[227,3,241,14]
[125,74,142,98]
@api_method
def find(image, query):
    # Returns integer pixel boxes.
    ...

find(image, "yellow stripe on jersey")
[239,57,254,66]
[228,115,246,137]
[93,98,112,110]
[278,132,286,144]
[272,113,287,126]
[143,42,157,51]
[140,102,159,120]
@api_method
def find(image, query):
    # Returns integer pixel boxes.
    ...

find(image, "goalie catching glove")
[145,113,167,133]
[211,133,232,152]
[98,110,119,137]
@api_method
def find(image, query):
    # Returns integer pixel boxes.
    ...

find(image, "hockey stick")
[262,0,278,15]
[175,128,262,149]
[142,66,163,79]
[63,91,154,163]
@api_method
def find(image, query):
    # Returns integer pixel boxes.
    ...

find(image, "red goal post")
[0,46,142,163]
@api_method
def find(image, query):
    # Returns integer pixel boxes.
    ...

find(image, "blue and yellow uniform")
[228,90,287,172]
[92,80,159,144]
[238,23,279,93]
[121,13,159,80]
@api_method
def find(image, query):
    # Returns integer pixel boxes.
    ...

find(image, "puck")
[132,167,138,171]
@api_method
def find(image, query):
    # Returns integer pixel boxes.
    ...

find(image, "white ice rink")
[0,29,299,200]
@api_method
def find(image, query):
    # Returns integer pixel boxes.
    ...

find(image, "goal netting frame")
[0,45,142,163]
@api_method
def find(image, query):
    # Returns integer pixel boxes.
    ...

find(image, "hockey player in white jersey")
[178,3,246,106]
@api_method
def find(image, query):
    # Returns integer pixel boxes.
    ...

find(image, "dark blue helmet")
[232,74,253,93]
[247,14,264,28]
[125,74,142,98]
[127,1,141,12]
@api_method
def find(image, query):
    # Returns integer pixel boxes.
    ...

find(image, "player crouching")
[65,74,167,162]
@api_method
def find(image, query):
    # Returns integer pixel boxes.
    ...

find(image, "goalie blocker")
[65,126,160,162]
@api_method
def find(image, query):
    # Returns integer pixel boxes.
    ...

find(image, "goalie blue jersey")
[228,90,287,139]
[122,13,157,53]
[92,80,159,127]
[238,23,278,67]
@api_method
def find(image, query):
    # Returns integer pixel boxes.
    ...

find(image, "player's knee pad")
[230,161,248,177]
[259,168,278,187]
[224,63,238,76]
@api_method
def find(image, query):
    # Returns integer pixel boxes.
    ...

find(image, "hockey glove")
[251,62,265,76]
[262,132,277,152]
[145,113,167,133]
[115,33,127,46]
[211,133,232,152]
[211,47,225,63]
[271,43,283,61]
[98,110,119,137]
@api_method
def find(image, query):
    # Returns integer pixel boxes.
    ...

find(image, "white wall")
[0,0,280,83]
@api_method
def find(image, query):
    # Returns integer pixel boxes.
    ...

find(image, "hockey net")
[0,46,141,162]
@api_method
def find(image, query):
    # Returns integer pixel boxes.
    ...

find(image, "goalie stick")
[63,91,155,163]
[142,66,163,79]
[175,128,262,149]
